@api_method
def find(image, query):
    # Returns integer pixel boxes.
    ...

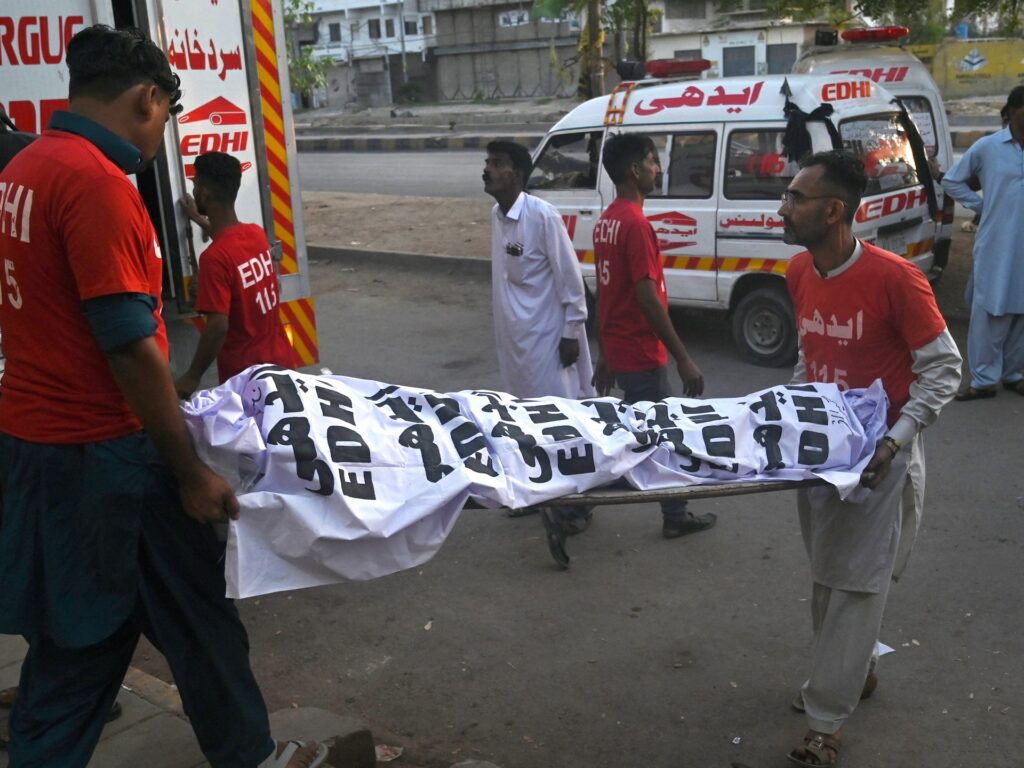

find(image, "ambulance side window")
[666,132,716,199]
[527,131,603,191]
[723,129,797,200]
[840,116,920,195]
[897,96,938,160]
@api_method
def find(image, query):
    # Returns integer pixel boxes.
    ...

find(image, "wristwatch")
[882,435,902,456]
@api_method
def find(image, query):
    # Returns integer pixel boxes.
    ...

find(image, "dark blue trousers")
[0,433,275,768]
[614,366,689,520]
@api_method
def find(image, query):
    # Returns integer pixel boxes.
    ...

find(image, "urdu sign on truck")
[0,0,319,380]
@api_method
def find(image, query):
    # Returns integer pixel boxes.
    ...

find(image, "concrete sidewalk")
[0,635,377,768]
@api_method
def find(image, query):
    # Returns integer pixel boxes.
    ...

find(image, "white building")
[306,0,438,107]
[647,0,840,78]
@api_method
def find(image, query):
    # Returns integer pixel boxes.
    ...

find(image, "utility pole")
[397,0,409,85]
[587,0,604,98]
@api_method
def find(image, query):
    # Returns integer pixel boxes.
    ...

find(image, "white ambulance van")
[792,25,956,274]
[528,69,941,366]
[2,0,320,379]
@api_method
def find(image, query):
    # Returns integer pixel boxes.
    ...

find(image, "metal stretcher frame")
[486,477,830,569]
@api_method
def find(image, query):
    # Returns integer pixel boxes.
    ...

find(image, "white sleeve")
[888,328,962,445]
[541,207,588,336]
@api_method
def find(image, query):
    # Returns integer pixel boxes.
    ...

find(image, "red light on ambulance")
[645,59,712,78]
[840,26,909,43]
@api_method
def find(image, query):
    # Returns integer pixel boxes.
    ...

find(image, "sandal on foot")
[792,673,877,712]
[954,386,997,401]
[264,740,328,768]
[1003,380,1024,396]
[787,731,841,767]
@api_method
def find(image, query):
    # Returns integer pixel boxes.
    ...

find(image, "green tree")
[948,0,1024,35]
[284,0,334,105]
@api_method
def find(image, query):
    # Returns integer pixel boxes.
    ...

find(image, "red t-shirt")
[787,242,947,427]
[594,198,669,372]
[195,223,298,382]
[0,131,167,443]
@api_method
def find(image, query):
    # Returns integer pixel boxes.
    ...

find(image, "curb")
[122,666,185,718]
[308,245,491,278]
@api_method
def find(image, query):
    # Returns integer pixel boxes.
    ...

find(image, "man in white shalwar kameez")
[483,141,595,538]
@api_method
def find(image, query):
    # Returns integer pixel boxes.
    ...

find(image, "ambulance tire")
[732,286,797,368]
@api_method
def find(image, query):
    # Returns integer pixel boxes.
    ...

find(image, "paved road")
[298,149,968,202]
[298,151,485,197]
[175,255,1021,768]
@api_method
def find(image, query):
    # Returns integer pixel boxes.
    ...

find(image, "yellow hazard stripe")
[251,0,318,363]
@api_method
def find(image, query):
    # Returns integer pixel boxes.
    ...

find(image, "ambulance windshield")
[839,115,921,195]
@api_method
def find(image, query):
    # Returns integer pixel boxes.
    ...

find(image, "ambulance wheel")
[732,286,797,367]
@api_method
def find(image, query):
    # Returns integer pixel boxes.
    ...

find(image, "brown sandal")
[788,730,841,766]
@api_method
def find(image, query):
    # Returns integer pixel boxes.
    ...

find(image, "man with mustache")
[780,150,961,767]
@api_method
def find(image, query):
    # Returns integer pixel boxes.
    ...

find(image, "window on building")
[672,48,703,60]
[422,15,433,34]
[405,19,418,35]
[766,43,797,74]
[385,18,395,37]
[664,0,705,18]
[528,131,604,191]
[722,45,756,77]
[328,22,341,42]
[368,19,381,39]
[724,130,799,200]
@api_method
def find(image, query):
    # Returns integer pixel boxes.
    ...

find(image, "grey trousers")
[795,435,924,734]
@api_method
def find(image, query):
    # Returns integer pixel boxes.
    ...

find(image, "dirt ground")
[299,190,974,323]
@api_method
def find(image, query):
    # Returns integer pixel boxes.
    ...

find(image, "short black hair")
[486,140,532,188]
[1005,85,1024,113]
[67,25,182,116]
[601,133,657,184]
[194,152,242,204]
[800,150,867,224]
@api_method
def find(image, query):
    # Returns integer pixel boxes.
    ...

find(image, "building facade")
[648,0,835,78]
[306,0,438,108]
[419,0,580,101]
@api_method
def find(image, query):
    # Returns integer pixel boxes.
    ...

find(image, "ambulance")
[792,25,956,275]
[1,0,319,382]
[528,66,941,366]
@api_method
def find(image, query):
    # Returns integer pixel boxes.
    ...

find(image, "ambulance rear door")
[626,125,723,305]
[527,129,605,288]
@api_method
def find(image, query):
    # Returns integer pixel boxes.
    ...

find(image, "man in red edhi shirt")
[780,150,961,767]
[592,132,717,540]
[0,25,323,768]
[175,151,298,399]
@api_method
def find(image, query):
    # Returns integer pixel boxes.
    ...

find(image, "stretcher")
[501,478,828,569]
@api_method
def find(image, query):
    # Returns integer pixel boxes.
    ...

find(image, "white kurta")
[491,192,595,399]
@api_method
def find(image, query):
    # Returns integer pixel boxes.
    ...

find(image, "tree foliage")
[284,0,333,102]
[949,0,1024,35]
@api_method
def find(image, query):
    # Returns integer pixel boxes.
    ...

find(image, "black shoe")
[662,511,717,539]
[539,508,570,569]
[954,386,997,401]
